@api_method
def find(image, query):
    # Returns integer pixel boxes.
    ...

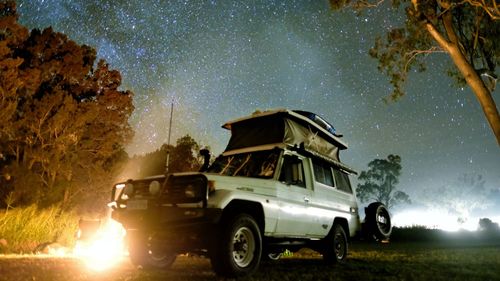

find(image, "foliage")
[329,0,500,144]
[124,135,204,179]
[357,154,410,209]
[0,1,134,210]
[0,205,79,253]
[478,218,499,233]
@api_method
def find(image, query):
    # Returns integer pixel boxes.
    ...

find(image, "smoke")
[392,174,500,231]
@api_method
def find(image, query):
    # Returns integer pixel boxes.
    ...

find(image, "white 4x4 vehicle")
[109,109,391,277]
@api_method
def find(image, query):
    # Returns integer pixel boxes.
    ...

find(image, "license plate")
[127,200,148,210]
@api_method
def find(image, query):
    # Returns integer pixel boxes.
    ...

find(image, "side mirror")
[199,149,211,172]
[280,155,304,186]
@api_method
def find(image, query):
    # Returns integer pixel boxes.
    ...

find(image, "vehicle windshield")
[207,149,280,179]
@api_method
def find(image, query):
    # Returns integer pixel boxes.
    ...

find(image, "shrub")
[0,205,79,253]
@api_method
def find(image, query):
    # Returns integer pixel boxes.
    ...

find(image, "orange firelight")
[73,219,127,271]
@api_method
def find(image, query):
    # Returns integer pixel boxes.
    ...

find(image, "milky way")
[17,0,500,222]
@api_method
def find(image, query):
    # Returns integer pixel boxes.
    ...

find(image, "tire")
[322,224,348,264]
[365,202,392,241]
[210,214,262,277]
[128,234,176,270]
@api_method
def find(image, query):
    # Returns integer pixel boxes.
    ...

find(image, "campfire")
[73,218,127,271]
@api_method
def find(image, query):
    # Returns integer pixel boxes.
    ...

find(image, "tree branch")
[440,1,461,45]
[404,46,446,72]
[424,20,452,51]
[460,0,500,20]
[353,0,385,9]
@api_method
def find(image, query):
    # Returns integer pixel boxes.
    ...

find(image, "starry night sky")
[17,0,499,226]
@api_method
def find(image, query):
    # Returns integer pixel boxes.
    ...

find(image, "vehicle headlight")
[149,180,161,195]
[121,183,134,200]
[208,180,216,194]
[112,183,126,201]
[185,184,196,198]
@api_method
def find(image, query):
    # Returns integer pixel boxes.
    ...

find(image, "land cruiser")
[108,109,392,277]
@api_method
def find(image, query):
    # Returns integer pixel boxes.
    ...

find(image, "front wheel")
[210,214,262,277]
[128,235,176,270]
[322,224,348,264]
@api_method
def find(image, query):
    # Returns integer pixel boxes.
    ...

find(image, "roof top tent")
[222,109,355,173]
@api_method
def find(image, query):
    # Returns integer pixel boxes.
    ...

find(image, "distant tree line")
[123,135,204,179]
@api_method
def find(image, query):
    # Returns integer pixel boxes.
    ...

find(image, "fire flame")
[73,219,127,271]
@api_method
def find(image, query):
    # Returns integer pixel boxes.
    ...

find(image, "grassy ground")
[0,205,79,253]
[0,241,499,281]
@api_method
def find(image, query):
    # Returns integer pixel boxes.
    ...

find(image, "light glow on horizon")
[392,209,483,232]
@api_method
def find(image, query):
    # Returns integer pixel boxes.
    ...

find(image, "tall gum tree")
[330,0,500,145]
[0,1,134,208]
[357,154,411,210]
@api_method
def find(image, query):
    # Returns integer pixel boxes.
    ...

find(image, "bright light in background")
[73,219,127,271]
[392,209,481,232]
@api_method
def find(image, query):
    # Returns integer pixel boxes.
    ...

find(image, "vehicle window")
[312,159,334,187]
[207,150,279,179]
[333,169,353,193]
[279,155,305,187]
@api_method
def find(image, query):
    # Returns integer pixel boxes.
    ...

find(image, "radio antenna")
[165,100,174,174]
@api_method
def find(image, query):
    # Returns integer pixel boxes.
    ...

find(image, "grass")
[0,210,499,280]
[0,241,498,280]
[0,205,79,253]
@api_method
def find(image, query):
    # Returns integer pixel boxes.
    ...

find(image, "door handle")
[303,197,310,203]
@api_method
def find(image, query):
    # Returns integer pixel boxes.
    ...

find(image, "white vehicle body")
[109,109,391,277]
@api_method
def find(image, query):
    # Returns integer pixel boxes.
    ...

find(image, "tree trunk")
[423,6,500,145]
[447,45,500,145]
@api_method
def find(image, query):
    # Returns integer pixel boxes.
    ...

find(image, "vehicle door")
[274,154,313,237]
[308,158,356,237]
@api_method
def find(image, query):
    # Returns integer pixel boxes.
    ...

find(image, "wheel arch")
[332,217,350,240]
[221,199,265,234]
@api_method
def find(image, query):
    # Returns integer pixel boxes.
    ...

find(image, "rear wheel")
[322,224,348,264]
[210,214,262,277]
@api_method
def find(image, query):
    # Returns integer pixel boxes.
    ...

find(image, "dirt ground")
[0,242,499,281]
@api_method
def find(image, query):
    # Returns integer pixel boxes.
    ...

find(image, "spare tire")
[365,202,392,241]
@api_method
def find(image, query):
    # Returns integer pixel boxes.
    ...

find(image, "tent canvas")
[222,110,347,162]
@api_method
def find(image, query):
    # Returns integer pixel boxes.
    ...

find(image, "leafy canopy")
[357,154,410,209]
[124,135,204,179]
[330,0,500,144]
[0,1,134,210]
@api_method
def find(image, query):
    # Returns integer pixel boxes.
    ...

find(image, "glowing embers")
[74,219,127,271]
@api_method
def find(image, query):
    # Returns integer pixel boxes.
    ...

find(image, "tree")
[478,218,499,233]
[357,154,410,209]
[0,1,134,209]
[123,135,204,178]
[329,0,500,144]
[169,135,203,173]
